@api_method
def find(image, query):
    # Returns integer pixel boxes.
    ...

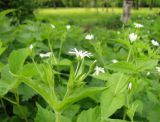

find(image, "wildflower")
[66,25,71,30]
[69,48,93,59]
[93,66,105,76]
[117,31,120,34]
[29,44,33,50]
[50,24,55,29]
[85,34,94,40]
[151,40,159,47]
[146,72,150,76]
[39,52,52,58]
[129,33,137,43]
[134,23,143,28]
[112,59,118,63]
[128,82,132,90]
[156,67,160,73]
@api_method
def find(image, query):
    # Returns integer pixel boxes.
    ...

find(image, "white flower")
[50,24,55,29]
[93,66,105,76]
[146,72,150,76]
[112,59,118,63]
[85,34,94,40]
[128,82,132,90]
[39,52,52,58]
[156,67,160,72]
[66,25,71,30]
[68,48,93,59]
[129,33,137,43]
[134,23,143,28]
[151,40,159,46]
[29,44,33,50]
[117,31,120,34]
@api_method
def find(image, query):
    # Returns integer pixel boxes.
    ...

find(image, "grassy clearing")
[35,8,160,29]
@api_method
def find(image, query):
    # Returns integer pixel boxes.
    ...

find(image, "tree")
[121,0,133,23]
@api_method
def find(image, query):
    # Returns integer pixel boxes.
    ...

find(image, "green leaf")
[35,103,55,122]
[100,73,128,120]
[105,62,136,73]
[13,105,29,119]
[21,63,39,77]
[22,77,57,110]
[58,59,71,66]
[63,104,80,119]
[35,103,71,122]
[8,48,30,74]
[107,73,129,94]
[136,59,158,71]
[101,90,125,120]
[77,107,100,122]
[59,87,106,111]
[0,41,6,55]
[105,119,129,122]
[0,65,18,96]
[17,84,37,101]
[126,100,143,121]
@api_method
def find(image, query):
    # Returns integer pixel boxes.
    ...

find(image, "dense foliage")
[0,8,160,122]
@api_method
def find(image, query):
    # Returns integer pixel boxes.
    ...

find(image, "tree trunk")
[121,0,133,23]
[53,0,56,8]
[133,0,139,9]
[149,0,153,10]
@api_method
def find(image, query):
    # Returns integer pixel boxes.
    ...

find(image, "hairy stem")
[55,111,61,122]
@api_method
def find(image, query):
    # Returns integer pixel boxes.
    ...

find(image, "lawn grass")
[36,7,159,19]
[35,7,160,30]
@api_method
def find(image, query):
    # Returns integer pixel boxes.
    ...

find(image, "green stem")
[32,58,43,78]
[55,111,61,122]
[114,45,133,95]
[0,98,8,116]
[58,40,64,61]
[14,93,28,122]
[74,60,80,76]
[48,34,57,64]
[2,96,17,105]
[127,45,133,62]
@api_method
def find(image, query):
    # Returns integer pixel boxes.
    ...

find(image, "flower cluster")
[151,40,159,47]
[129,33,137,43]
[85,34,94,40]
[134,23,143,28]
[156,67,160,73]
[68,48,93,59]
[50,24,55,29]
[66,25,71,30]
[39,52,52,58]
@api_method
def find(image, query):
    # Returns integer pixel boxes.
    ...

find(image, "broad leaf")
[0,65,18,96]
[35,103,71,122]
[101,73,128,120]
[105,62,136,73]
[8,48,30,74]
[101,90,125,120]
[35,103,55,122]
[59,87,107,111]
[77,107,100,122]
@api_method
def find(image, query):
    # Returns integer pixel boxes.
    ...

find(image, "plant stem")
[114,45,133,95]
[0,98,8,116]
[48,35,57,64]
[127,45,133,62]
[14,93,28,122]
[55,111,61,122]
[2,96,17,105]
[74,60,80,76]
[58,40,63,61]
